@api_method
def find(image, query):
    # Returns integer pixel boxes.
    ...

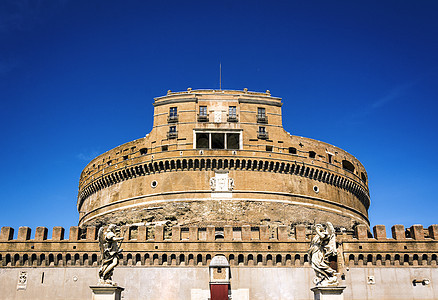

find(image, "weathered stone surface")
[77,90,370,230]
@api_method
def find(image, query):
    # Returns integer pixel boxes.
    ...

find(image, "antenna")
[219,62,222,90]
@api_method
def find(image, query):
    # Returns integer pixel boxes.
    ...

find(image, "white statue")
[98,224,124,285]
[308,222,338,286]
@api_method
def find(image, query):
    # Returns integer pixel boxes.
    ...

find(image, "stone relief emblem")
[17,271,27,290]
[210,171,234,191]
[98,224,125,285]
[308,222,339,287]
[214,111,222,123]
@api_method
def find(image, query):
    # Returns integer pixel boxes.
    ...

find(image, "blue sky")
[1,1,437,237]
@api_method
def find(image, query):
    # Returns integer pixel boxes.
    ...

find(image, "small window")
[140,148,147,155]
[328,153,333,164]
[289,147,297,154]
[169,126,176,133]
[257,107,266,117]
[217,267,222,273]
[199,106,207,116]
[229,106,236,117]
[107,160,112,166]
[361,172,367,183]
[162,145,168,151]
[169,107,177,117]
[259,126,266,133]
[266,145,273,152]
[309,151,316,158]
[123,155,128,160]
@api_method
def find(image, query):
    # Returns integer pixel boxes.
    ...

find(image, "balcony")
[257,131,269,140]
[167,115,179,123]
[257,114,268,123]
[167,131,178,139]
[197,114,209,122]
[227,114,238,122]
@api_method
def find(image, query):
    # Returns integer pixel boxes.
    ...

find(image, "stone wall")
[1,266,437,299]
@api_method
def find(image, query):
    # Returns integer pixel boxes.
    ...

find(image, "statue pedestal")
[311,286,346,300]
[90,285,124,300]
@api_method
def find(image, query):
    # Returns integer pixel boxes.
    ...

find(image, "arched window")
[342,160,355,173]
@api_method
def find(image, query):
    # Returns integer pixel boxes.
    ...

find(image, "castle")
[1,89,437,299]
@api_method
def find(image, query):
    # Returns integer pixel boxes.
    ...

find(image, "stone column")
[311,286,345,300]
[90,285,124,300]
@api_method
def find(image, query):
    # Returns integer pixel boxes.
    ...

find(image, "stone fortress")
[0,89,437,299]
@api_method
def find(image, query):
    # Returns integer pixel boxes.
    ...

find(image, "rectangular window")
[196,133,209,148]
[257,107,265,117]
[211,133,225,149]
[259,126,266,133]
[169,125,176,132]
[199,106,207,116]
[195,132,241,150]
[162,145,168,151]
[227,133,240,149]
[289,147,297,154]
[266,145,273,152]
[169,107,177,117]
[229,106,236,117]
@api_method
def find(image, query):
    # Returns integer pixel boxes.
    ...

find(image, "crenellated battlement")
[1,224,437,268]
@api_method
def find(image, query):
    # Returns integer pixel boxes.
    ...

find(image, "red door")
[210,284,229,300]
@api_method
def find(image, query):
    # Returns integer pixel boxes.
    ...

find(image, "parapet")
[1,224,437,268]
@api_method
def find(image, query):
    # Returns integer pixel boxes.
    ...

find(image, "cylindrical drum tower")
[77,89,370,230]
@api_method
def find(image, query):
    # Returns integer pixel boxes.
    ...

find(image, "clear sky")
[1,1,437,237]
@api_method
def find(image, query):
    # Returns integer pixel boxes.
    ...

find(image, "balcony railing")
[167,131,178,139]
[167,115,179,123]
[257,131,269,140]
[227,114,238,122]
[257,114,268,123]
[197,114,209,122]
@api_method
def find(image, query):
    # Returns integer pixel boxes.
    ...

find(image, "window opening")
[162,145,168,151]
[342,160,355,173]
[289,147,297,154]
[211,133,225,149]
[228,106,237,122]
[258,107,265,117]
[227,133,240,149]
[309,151,316,158]
[198,106,208,122]
[257,107,267,123]
[168,107,178,123]
[199,106,207,116]
[196,133,209,148]
[328,153,333,164]
[169,107,177,117]
[266,145,273,152]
